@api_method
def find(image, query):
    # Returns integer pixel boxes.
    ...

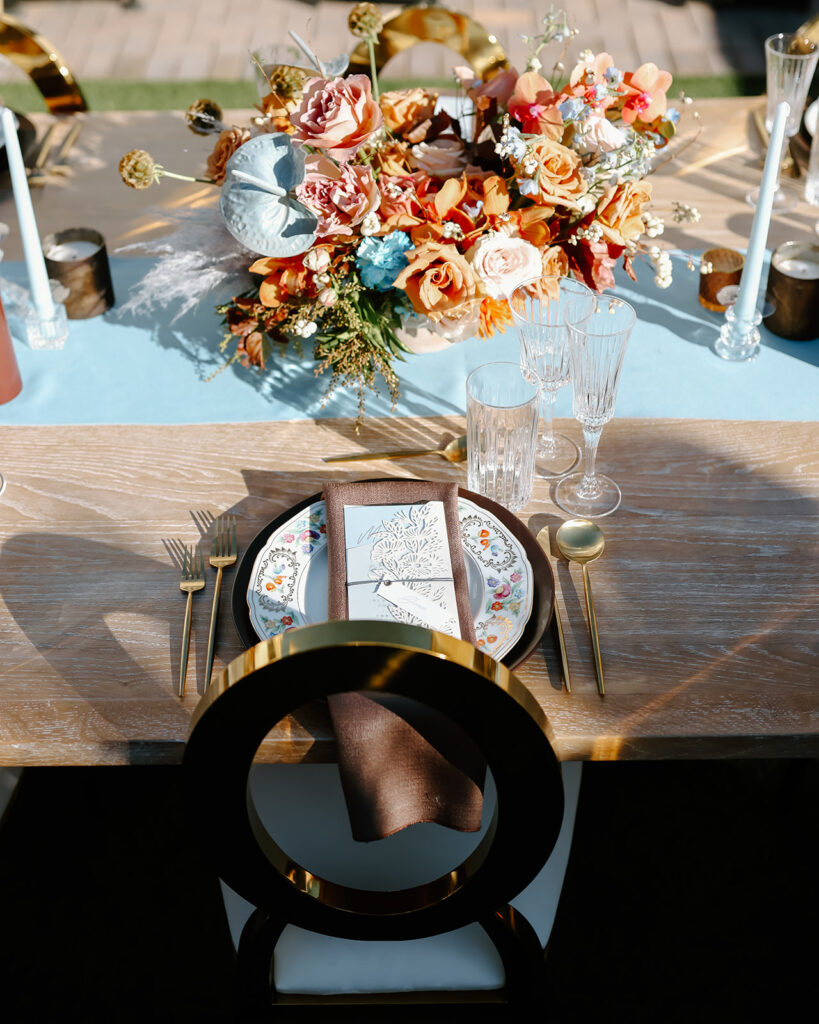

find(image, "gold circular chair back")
[184,621,564,942]
[348,3,508,82]
[0,13,87,114]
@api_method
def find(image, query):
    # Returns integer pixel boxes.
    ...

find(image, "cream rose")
[409,139,468,178]
[574,115,627,156]
[467,233,543,300]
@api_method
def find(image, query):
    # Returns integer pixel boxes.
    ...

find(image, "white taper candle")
[1,107,56,321]
[732,100,789,327]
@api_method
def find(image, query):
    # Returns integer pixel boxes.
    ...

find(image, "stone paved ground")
[0,0,815,85]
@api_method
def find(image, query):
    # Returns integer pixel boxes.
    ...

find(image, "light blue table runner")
[1,254,816,426]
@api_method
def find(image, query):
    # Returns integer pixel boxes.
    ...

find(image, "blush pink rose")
[296,155,380,237]
[467,232,543,299]
[290,75,383,161]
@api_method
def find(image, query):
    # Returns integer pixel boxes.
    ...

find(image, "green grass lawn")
[0,74,766,113]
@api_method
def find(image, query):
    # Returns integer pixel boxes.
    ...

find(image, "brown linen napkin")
[323,479,484,842]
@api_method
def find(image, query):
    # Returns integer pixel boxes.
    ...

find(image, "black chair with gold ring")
[184,620,581,1016]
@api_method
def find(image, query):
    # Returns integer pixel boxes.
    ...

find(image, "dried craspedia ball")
[119,149,158,189]
[267,65,308,100]
[185,98,224,135]
[348,2,383,39]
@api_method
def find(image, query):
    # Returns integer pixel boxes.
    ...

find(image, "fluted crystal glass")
[746,34,818,211]
[554,296,635,518]
[509,277,595,477]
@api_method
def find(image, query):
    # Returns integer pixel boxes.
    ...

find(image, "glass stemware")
[554,295,636,518]
[747,34,818,211]
[509,277,595,478]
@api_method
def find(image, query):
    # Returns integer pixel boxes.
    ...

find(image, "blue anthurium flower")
[220,133,317,258]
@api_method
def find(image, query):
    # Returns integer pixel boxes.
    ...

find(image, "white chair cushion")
[219,759,581,994]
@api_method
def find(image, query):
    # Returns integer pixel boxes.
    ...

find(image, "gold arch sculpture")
[349,3,508,83]
[0,12,87,114]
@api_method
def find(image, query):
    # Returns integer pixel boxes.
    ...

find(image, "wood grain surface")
[0,416,816,765]
[0,98,817,261]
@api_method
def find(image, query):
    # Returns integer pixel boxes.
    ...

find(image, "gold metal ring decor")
[347,2,508,82]
[0,13,87,114]
[119,5,693,422]
[183,620,565,942]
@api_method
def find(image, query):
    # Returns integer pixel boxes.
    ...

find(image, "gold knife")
[536,526,571,693]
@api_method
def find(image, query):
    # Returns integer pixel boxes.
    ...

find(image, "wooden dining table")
[0,97,817,768]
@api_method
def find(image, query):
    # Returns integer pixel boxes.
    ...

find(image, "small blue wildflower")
[356,231,413,291]
[591,83,608,103]
[518,177,539,196]
[557,97,584,121]
[666,107,681,126]
[604,66,623,86]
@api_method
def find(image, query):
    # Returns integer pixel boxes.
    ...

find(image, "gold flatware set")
[177,514,238,697]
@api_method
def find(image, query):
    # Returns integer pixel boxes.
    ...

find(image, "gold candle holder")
[698,248,744,312]
[764,241,819,341]
[42,227,114,319]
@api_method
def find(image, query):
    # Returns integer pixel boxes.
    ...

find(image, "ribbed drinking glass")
[509,278,595,477]
[554,296,635,518]
[466,362,539,513]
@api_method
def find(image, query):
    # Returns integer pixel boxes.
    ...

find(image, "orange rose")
[524,138,586,211]
[379,88,438,136]
[394,241,480,323]
[373,139,413,177]
[206,127,251,184]
[596,181,653,246]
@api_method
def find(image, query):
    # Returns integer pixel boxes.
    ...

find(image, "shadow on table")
[108,258,464,421]
[618,254,819,364]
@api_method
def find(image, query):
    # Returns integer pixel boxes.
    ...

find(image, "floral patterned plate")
[242,497,533,663]
[232,486,554,670]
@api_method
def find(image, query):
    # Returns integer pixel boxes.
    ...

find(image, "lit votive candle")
[764,241,819,341]
[42,228,115,319]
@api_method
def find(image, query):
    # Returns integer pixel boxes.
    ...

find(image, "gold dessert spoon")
[323,435,467,463]
[555,518,606,697]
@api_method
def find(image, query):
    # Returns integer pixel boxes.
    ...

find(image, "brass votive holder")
[763,241,819,341]
[698,248,744,312]
[42,228,115,319]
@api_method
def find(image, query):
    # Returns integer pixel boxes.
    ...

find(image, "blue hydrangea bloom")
[356,231,413,291]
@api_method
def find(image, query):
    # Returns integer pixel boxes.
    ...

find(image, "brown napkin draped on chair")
[324,479,485,842]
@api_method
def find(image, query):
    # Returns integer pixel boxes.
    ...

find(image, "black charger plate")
[231,485,554,671]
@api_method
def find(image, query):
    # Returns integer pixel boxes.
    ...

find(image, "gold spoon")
[536,525,571,693]
[323,435,467,464]
[555,518,606,697]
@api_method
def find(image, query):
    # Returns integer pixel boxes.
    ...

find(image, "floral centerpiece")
[119,5,682,418]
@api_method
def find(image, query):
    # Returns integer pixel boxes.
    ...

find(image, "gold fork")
[205,515,238,689]
[178,545,205,697]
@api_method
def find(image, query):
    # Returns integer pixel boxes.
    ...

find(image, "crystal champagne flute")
[554,295,635,518]
[509,277,595,477]
[747,33,818,211]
